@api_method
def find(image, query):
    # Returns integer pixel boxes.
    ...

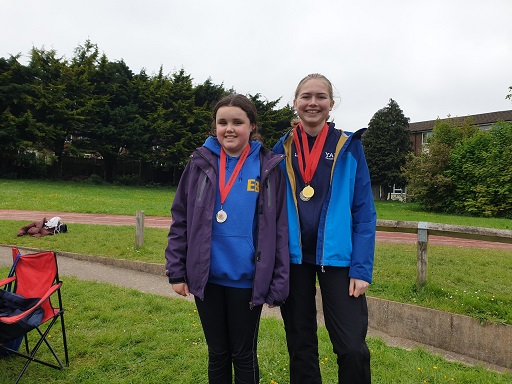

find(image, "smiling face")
[294,78,335,135]
[215,106,254,157]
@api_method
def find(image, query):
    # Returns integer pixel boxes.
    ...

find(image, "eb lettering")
[247,179,260,192]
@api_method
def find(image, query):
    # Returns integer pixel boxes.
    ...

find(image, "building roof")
[408,110,512,133]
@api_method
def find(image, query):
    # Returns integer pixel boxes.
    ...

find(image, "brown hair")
[210,94,262,142]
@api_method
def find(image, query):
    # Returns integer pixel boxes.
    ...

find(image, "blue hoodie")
[273,125,377,283]
[165,137,289,307]
[203,137,262,288]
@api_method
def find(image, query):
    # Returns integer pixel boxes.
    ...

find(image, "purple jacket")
[165,145,289,307]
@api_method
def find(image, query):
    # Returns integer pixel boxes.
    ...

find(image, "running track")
[2,209,512,251]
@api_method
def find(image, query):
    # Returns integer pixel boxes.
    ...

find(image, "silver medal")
[299,191,310,202]
[216,209,227,223]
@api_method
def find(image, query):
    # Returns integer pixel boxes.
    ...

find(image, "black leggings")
[194,283,263,384]
[280,264,371,384]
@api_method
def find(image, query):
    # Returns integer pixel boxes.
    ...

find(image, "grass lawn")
[1,179,511,382]
[2,219,510,325]
[0,179,174,217]
[0,277,510,384]
[0,179,511,324]
[1,179,512,229]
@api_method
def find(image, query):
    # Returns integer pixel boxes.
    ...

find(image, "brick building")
[407,109,512,155]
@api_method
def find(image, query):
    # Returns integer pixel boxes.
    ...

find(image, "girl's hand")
[172,283,190,297]
[349,278,369,298]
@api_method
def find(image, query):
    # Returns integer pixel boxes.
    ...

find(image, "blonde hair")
[294,73,334,101]
[292,73,335,128]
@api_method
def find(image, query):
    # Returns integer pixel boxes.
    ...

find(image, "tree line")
[0,40,295,183]
[1,40,511,217]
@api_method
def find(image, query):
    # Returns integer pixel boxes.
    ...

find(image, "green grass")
[372,243,512,325]
[375,200,512,230]
[1,220,510,325]
[1,278,510,384]
[0,220,168,264]
[2,179,512,230]
[0,179,174,216]
[1,179,512,381]
[0,179,511,324]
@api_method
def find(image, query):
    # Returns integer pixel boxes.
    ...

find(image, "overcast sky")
[2,0,511,130]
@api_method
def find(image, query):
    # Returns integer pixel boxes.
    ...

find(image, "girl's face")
[215,106,254,157]
[294,78,334,131]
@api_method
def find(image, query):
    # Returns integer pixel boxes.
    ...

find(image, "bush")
[12,151,49,179]
[114,174,141,186]
[87,174,107,185]
[449,122,512,217]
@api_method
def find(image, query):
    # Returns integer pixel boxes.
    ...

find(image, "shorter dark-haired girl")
[165,94,289,383]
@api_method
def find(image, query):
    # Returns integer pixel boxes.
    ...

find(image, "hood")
[203,136,262,157]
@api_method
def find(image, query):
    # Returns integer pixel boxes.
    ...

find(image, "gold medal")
[302,185,315,199]
[216,209,227,223]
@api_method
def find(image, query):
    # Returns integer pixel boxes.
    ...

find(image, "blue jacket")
[165,141,289,307]
[273,127,376,283]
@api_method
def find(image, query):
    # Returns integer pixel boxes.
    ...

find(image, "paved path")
[3,209,512,250]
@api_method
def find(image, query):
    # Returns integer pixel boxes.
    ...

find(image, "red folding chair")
[0,248,69,383]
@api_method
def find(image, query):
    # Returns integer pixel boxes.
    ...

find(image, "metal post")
[135,210,145,247]
[417,221,428,288]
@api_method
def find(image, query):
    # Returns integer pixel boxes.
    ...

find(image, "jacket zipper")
[191,150,217,301]
[249,153,284,309]
[320,134,350,272]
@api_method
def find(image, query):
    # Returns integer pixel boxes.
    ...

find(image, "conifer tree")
[362,99,412,200]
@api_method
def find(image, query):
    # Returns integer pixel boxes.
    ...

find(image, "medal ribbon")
[219,143,251,204]
[292,123,329,185]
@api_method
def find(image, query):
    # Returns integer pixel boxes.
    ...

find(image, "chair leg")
[34,317,66,369]
[12,316,67,383]
[60,310,69,367]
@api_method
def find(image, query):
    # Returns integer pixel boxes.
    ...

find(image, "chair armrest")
[0,282,62,324]
[0,276,16,288]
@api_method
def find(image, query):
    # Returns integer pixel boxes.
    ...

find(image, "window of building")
[421,131,433,144]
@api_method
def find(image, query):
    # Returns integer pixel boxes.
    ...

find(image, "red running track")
[2,210,512,251]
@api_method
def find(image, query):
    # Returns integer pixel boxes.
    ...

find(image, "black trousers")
[195,283,263,384]
[280,264,371,384]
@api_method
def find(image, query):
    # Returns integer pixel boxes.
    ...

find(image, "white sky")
[2,0,511,130]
